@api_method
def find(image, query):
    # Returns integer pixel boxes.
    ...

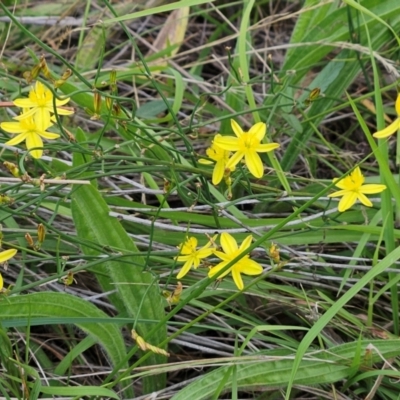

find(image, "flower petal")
[231,268,244,290]
[199,158,213,165]
[225,151,244,170]
[197,248,213,259]
[359,184,387,194]
[328,189,348,198]
[248,122,266,142]
[351,167,364,185]
[240,259,263,275]
[338,192,357,212]
[220,232,238,254]
[239,235,253,252]
[0,273,2,291]
[54,97,71,107]
[13,98,37,108]
[254,143,280,153]
[373,118,400,138]
[35,109,52,131]
[245,151,264,178]
[5,132,29,146]
[230,119,243,138]
[208,261,231,279]
[357,192,372,208]
[177,259,193,279]
[38,131,60,140]
[54,105,74,115]
[214,136,239,151]
[1,121,25,133]
[396,93,400,116]
[213,250,231,261]
[26,133,44,159]
[0,248,17,263]
[212,160,225,185]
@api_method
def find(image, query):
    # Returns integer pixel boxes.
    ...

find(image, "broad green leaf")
[0,292,128,395]
[171,339,400,399]
[71,141,167,392]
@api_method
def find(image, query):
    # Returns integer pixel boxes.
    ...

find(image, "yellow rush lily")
[328,167,386,212]
[175,236,214,279]
[214,120,279,179]
[208,232,263,291]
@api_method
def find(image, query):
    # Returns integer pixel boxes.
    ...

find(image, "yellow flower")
[373,94,400,138]
[0,248,18,291]
[1,111,60,159]
[208,232,263,291]
[13,81,73,129]
[328,167,386,212]
[199,135,234,185]
[213,119,280,178]
[175,236,214,279]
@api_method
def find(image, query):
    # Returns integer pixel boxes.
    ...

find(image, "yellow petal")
[1,121,24,133]
[239,235,253,252]
[208,261,231,279]
[0,248,17,263]
[199,158,213,165]
[0,272,2,291]
[212,161,225,185]
[395,93,400,116]
[254,143,280,153]
[248,122,266,142]
[244,151,263,178]
[240,259,263,275]
[26,134,44,159]
[359,184,387,194]
[214,136,239,151]
[357,193,372,208]
[338,192,357,212]
[13,98,36,108]
[55,106,74,115]
[176,259,193,279]
[35,109,52,131]
[5,132,29,146]
[197,247,213,259]
[220,232,238,254]
[373,118,400,138]
[54,97,71,107]
[328,189,348,198]
[39,131,60,140]
[230,119,243,138]
[231,268,244,290]
[225,151,244,170]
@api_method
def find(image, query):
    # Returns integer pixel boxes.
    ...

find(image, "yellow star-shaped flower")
[175,236,214,279]
[199,135,234,185]
[1,111,60,159]
[373,93,400,138]
[213,119,279,179]
[208,232,263,291]
[13,81,73,129]
[328,167,386,212]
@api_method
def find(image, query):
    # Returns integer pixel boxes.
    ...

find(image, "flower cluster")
[175,232,263,291]
[0,81,73,159]
[201,119,280,183]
